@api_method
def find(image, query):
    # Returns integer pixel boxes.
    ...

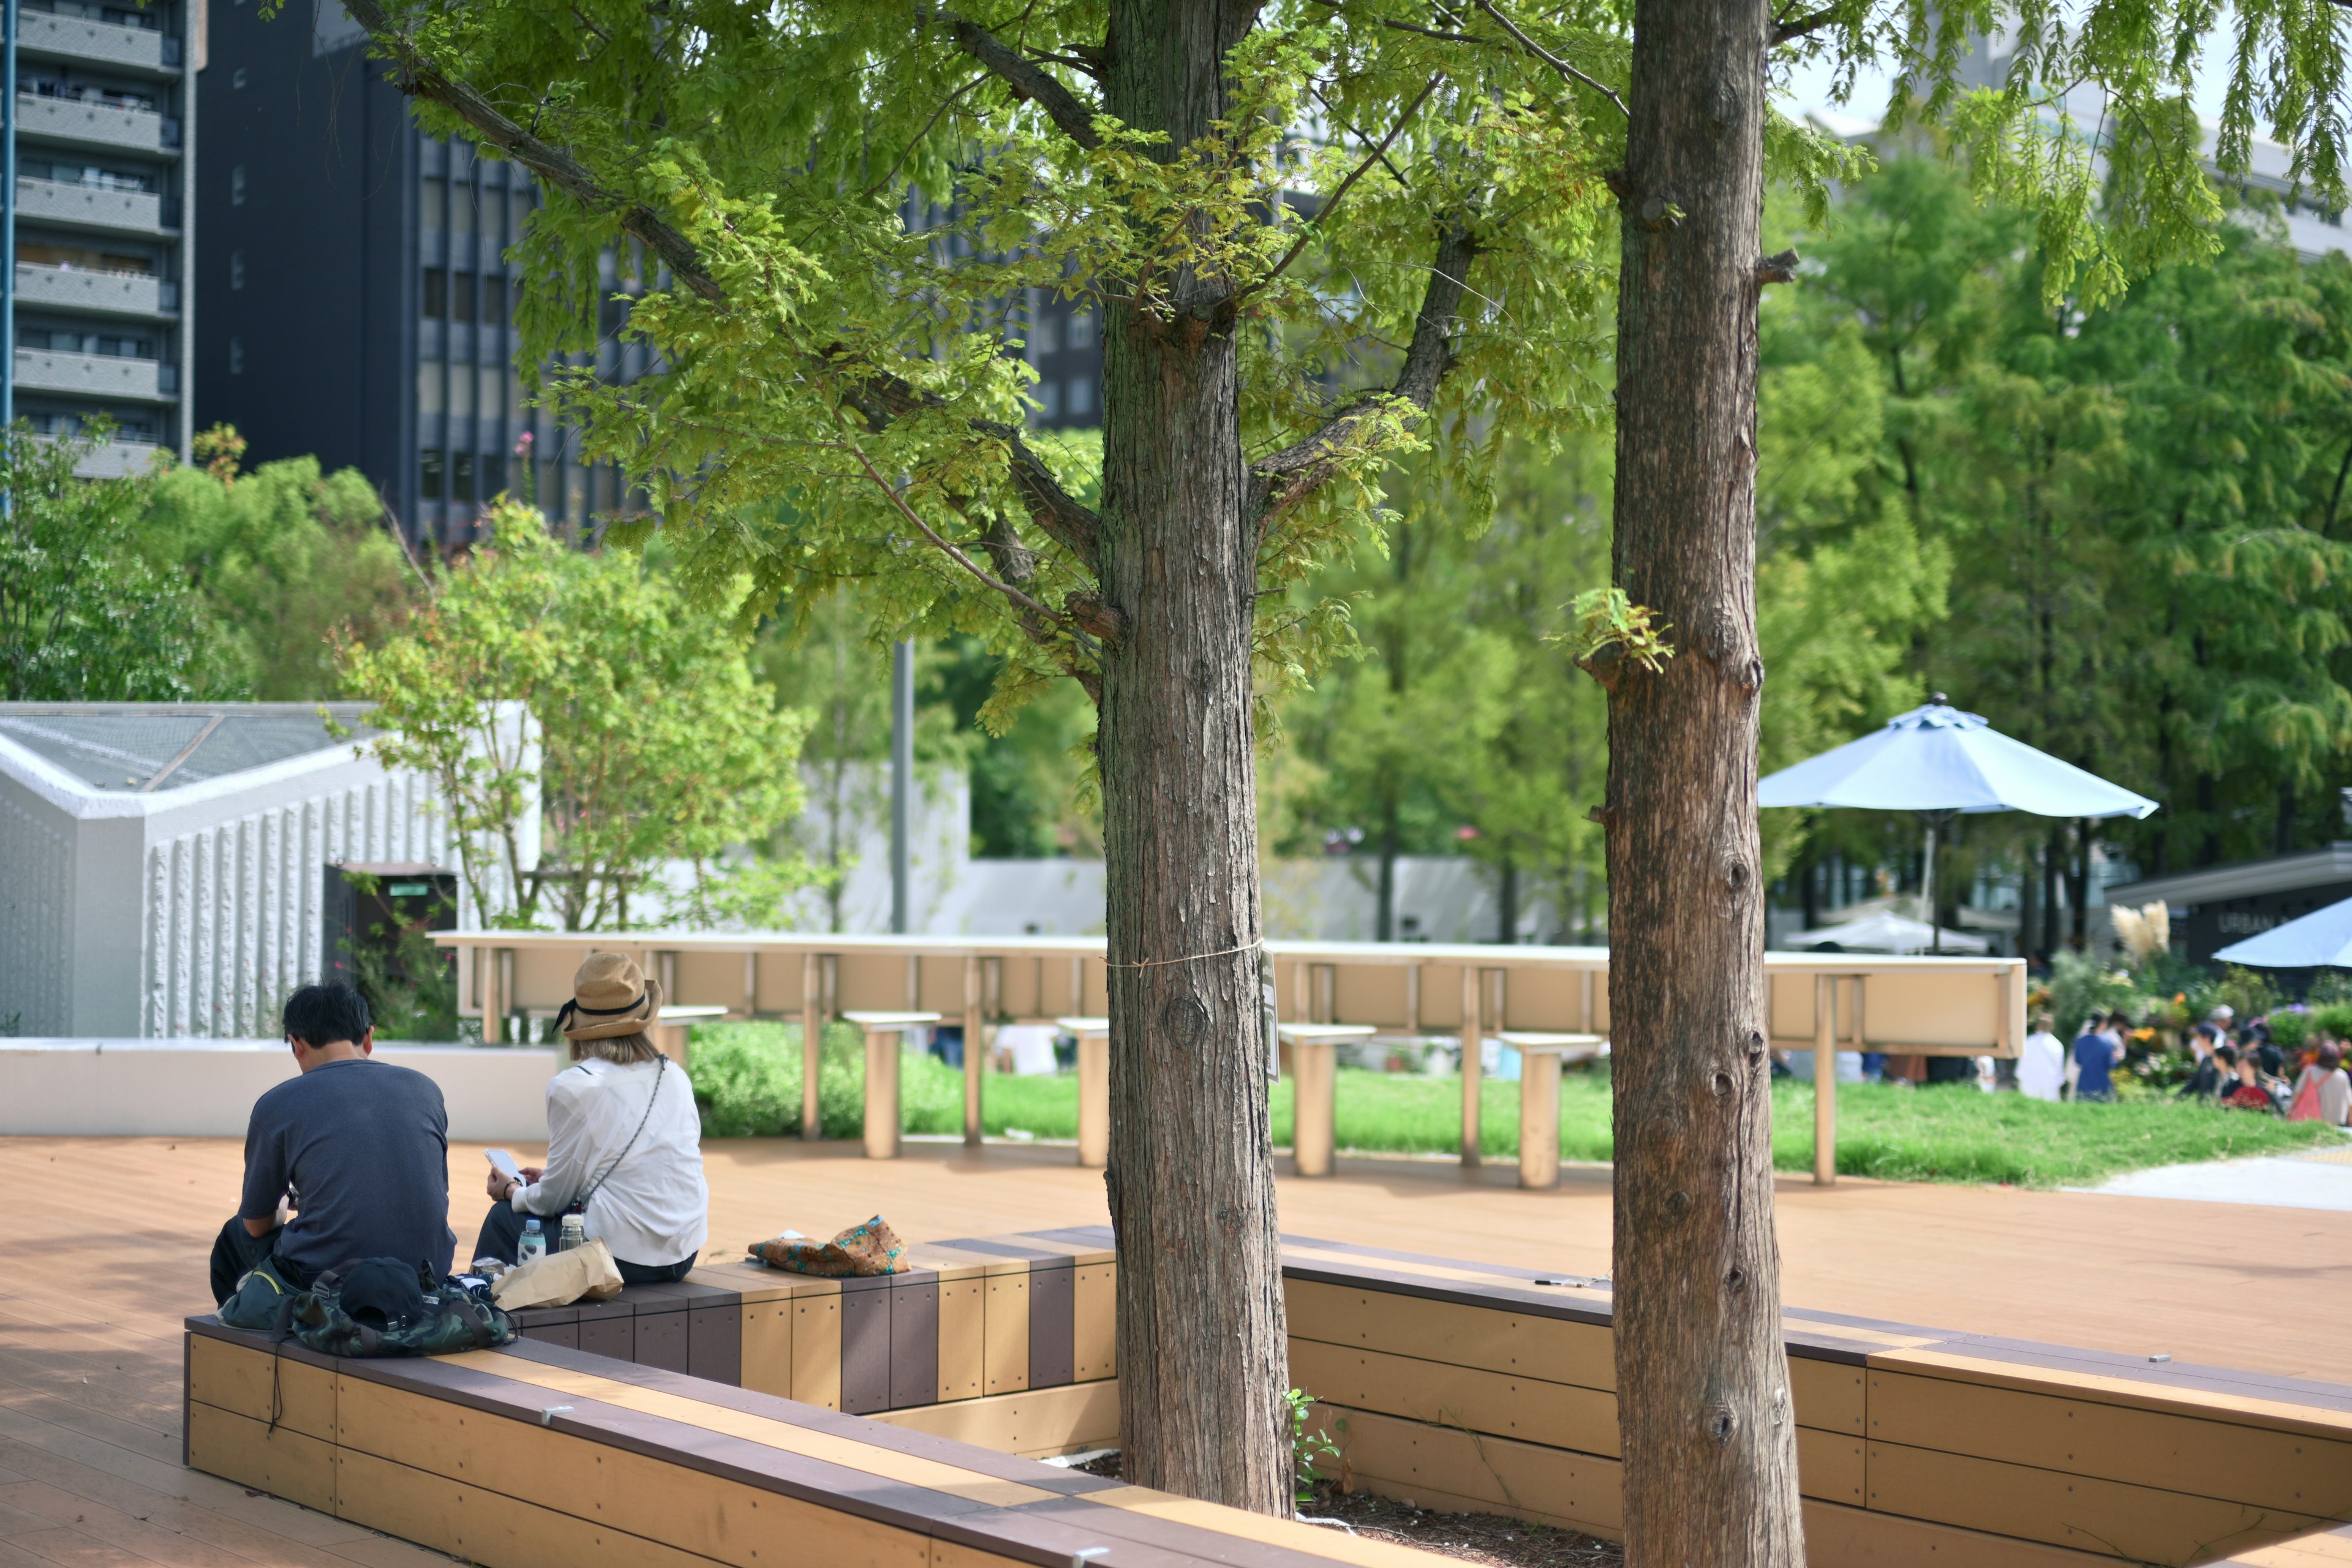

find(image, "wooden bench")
[189,1229,2352,1568]
[181,1317,1441,1568]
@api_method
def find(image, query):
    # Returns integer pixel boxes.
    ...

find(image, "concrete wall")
[0,1039,565,1139]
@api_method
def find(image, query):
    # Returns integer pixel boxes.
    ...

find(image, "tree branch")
[1251,222,1479,523]
[837,425,1062,625]
[1770,6,1840,43]
[1468,0,1628,119]
[943,11,1102,149]
[339,0,1103,570]
[1251,75,1439,298]
[339,0,723,301]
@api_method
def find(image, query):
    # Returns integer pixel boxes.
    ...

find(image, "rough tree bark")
[1604,0,1806,1559]
[1097,0,1292,1517]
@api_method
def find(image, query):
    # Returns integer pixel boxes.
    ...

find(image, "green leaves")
[342,502,813,930]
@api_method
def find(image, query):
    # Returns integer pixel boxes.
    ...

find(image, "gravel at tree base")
[1068,1455,1622,1568]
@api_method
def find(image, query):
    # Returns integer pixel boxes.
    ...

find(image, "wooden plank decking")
[4,1133,2350,1566]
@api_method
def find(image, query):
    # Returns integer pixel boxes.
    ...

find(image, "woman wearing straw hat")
[474,953,709,1283]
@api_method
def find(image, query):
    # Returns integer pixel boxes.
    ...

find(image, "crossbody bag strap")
[577,1056,666,1214]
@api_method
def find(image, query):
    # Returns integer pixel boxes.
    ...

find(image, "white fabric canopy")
[1759,703,2157,819]
[1789,909,1989,955]
[2212,897,2352,969]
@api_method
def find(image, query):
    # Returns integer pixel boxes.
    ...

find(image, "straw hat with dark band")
[557,952,663,1041]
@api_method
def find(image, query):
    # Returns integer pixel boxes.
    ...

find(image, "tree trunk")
[1095,0,1289,1517]
[1497,856,1519,944]
[1378,805,1399,942]
[1605,0,1805,1559]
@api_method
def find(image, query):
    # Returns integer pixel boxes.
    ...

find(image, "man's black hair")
[284,983,371,1049]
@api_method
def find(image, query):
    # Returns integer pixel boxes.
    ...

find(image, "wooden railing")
[432,930,2024,1187]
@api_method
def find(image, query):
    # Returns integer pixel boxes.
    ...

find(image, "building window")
[481,273,507,323]
[228,336,243,375]
[1031,311,1060,355]
[416,360,443,413]
[1067,377,1093,417]
[1068,309,1095,350]
[420,448,443,501]
[228,250,244,289]
[422,266,445,317]
[481,454,506,497]
[230,165,245,205]
[453,271,475,322]
[452,451,475,503]
[420,179,445,232]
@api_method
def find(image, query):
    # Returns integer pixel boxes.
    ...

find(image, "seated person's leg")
[612,1256,695,1286]
[210,1216,276,1305]
[473,1203,536,1267]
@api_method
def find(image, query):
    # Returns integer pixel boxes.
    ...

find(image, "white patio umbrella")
[2212,897,2352,969]
[1760,698,2158,953]
[1790,908,1991,956]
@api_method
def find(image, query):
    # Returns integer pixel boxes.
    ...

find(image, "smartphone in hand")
[486,1148,524,1182]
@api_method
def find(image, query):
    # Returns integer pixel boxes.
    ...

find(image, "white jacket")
[513,1056,709,1267]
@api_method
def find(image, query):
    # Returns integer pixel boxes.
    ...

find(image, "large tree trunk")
[1605,0,1805,1559]
[1095,0,1291,1517]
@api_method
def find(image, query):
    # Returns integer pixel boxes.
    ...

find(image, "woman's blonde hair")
[570,1031,664,1066]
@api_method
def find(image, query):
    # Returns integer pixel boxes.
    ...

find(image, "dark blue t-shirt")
[2073,1031,2116,1099]
[239,1057,456,1280]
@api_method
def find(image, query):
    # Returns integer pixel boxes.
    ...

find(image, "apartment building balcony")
[20,10,181,77]
[16,349,175,402]
[15,175,176,236]
[15,263,176,319]
[17,92,180,157]
[66,436,164,477]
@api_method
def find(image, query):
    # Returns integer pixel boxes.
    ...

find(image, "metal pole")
[1924,816,1939,956]
[891,638,913,935]
[3,0,17,435]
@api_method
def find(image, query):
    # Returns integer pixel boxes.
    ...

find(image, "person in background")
[2073,1011,2124,1103]
[2178,1022,2228,1101]
[2018,1013,2066,1102]
[2222,1047,2280,1113]
[212,984,456,1303]
[476,952,709,1284]
[2290,1041,2352,1126]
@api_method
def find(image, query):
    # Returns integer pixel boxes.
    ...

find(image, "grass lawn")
[690,1022,2345,1188]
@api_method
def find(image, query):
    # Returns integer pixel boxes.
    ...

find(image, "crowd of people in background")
[2007,1007,2352,1121]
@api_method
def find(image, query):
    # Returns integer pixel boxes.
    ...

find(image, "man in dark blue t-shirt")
[209,984,458,1303]
[2072,1012,2123,1103]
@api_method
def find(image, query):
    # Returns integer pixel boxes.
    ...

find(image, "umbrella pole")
[1923,813,1942,955]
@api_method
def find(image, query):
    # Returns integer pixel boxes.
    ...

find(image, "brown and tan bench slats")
[184,1318,1438,1568]
[190,1226,2352,1568]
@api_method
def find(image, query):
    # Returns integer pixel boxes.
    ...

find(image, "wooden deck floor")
[3,1133,2348,1566]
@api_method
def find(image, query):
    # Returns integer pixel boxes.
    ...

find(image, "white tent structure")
[1762,699,2157,953]
[1789,908,1989,955]
[0,703,536,1038]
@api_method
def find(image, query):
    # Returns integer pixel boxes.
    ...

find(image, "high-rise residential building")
[2,0,199,475]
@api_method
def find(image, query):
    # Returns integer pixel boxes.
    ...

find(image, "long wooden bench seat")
[189,1227,2352,1568]
[182,1316,1434,1568]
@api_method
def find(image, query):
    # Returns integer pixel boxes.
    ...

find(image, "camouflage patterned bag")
[288,1262,517,1357]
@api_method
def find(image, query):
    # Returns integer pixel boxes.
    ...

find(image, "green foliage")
[1557,587,1674,675]
[344,501,813,929]
[0,423,224,701]
[1284,1390,1341,1506]
[344,916,464,1041]
[2048,950,2144,1040]
[138,435,417,699]
[692,1021,1087,1139]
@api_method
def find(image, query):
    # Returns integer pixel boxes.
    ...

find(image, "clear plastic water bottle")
[519,1218,546,1265]
[558,1214,585,1254]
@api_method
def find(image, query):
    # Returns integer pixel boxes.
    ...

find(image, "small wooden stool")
[842,1011,941,1158]
[1496,1031,1605,1189]
[1055,1017,1112,1169]
[653,1004,728,1066]
[1278,1023,1376,1177]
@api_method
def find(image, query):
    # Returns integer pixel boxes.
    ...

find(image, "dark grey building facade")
[198,2,1101,545]
[196,0,644,545]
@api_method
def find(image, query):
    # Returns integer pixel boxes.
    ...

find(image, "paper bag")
[493,1238,625,1310]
